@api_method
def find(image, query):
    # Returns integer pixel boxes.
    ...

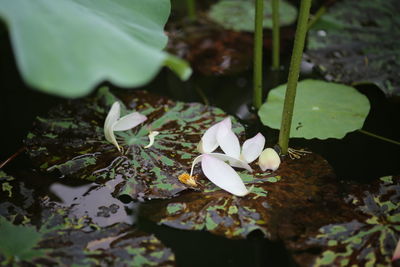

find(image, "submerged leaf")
[0,0,191,98]
[25,87,244,200]
[258,80,370,139]
[208,0,297,32]
[306,0,400,97]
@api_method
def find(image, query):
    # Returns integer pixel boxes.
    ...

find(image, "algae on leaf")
[208,0,297,32]
[25,87,244,200]
[258,80,370,139]
[0,0,191,98]
[306,0,400,97]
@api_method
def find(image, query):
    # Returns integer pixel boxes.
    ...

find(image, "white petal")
[113,112,147,131]
[240,133,266,163]
[104,102,121,151]
[216,118,240,159]
[198,117,231,153]
[207,153,252,172]
[189,154,204,178]
[144,131,159,148]
[201,155,249,197]
[258,148,281,171]
[393,239,400,261]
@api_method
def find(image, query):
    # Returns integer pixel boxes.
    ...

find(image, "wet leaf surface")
[208,0,297,32]
[24,87,243,200]
[0,171,176,266]
[259,80,370,139]
[287,176,400,266]
[167,18,295,76]
[306,0,400,97]
[141,153,355,240]
[167,19,253,75]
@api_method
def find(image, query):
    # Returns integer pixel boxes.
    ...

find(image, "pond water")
[1,5,400,266]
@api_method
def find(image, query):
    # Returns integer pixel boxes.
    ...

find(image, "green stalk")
[358,129,400,146]
[278,0,312,154]
[253,0,264,109]
[187,0,196,20]
[272,0,280,70]
[307,6,326,30]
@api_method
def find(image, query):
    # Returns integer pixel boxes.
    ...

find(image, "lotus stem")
[187,0,196,20]
[253,0,264,109]
[307,6,326,30]
[278,0,312,155]
[272,0,280,70]
[358,129,400,146]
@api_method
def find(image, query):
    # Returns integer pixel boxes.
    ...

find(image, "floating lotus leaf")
[0,0,191,98]
[208,0,297,32]
[141,153,353,239]
[306,0,400,97]
[258,80,370,139]
[288,176,400,266]
[25,87,244,200]
[0,208,175,266]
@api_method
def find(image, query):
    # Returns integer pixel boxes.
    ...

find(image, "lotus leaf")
[25,87,244,200]
[0,208,175,266]
[306,0,400,97]
[141,153,353,239]
[258,80,370,139]
[208,0,297,32]
[0,0,191,98]
[290,176,400,266]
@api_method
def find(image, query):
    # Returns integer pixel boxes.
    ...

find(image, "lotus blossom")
[104,102,147,151]
[189,117,266,196]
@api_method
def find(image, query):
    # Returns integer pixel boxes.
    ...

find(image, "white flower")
[104,102,147,151]
[258,148,281,171]
[189,117,265,196]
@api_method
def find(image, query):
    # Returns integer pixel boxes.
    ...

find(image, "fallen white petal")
[216,119,241,159]
[207,153,252,172]
[189,154,204,178]
[198,117,231,153]
[258,148,281,172]
[104,102,121,151]
[240,133,265,163]
[201,155,249,197]
[393,239,400,261]
[144,131,160,148]
[114,112,147,131]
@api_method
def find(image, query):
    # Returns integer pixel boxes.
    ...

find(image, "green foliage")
[307,0,400,97]
[208,0,297,32]
[25,87,243,200]
[259,80,370,139]
[0,0,191,98]
[0,216,44,262]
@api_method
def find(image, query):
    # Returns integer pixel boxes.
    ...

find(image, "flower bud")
[258,148,281,172]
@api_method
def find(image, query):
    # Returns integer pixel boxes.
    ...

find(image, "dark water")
[1,19,400,267]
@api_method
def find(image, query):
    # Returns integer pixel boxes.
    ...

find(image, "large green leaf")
[258,80,370,139]
[0,216,45,262]
[0,0,191,98]
[208,0,297,32]
[306,0,400,97]
[25,87,244,200]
